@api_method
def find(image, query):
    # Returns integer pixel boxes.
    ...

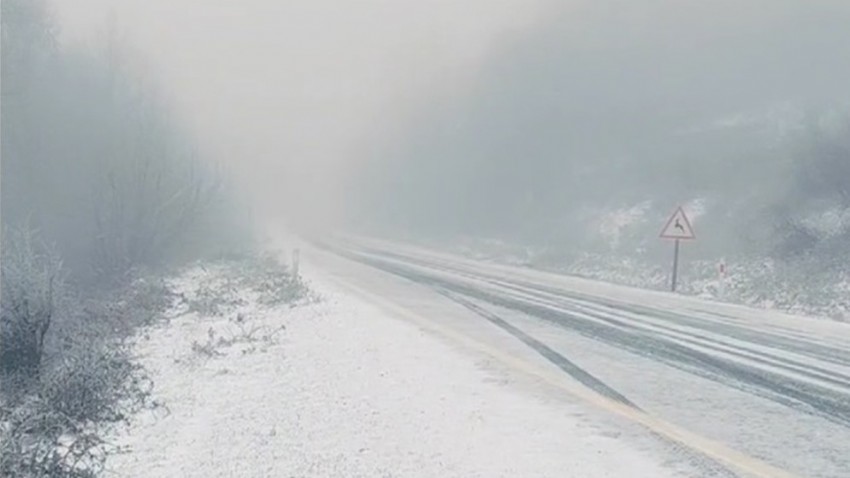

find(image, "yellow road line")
[327,273,798,478]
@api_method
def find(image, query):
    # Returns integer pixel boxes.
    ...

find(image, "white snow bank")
[106,262,681,478]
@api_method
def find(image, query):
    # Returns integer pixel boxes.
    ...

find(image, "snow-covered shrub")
[0,300,163,478]
[185,253,314,316]
[252,270,310,308]
[187,279,247,317]
[190,328,226,358]
[191,314,286,360]
[115,277,177,329]
[0,233,171,477]
[0,394,106,478]
[230,252,312,307]
[37,281,163,378]
[0,227,65,379]
[40,341,155,425]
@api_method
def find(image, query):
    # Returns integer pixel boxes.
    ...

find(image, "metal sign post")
[660,206,695,293]
[671,239,680,292]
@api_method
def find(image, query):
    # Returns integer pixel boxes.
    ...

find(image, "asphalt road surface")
[307,236,850,478]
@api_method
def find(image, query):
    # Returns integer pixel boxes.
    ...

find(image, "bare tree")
[2,2,228,282]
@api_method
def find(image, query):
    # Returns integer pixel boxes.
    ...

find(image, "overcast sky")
[48,0,850,235]
[50,0,547,226]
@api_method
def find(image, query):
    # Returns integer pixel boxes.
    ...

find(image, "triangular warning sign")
[660,206,696,240]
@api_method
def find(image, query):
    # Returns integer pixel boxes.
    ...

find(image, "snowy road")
[308,236,850,478]
[109,257,697,478]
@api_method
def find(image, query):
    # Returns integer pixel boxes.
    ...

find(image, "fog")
[21,0,850,267]
[50,0,546,232]
[354,1,850,235]
[50,1,850,233]
[7,2,850,473]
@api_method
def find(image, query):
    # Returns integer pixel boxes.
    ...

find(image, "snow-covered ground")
[439,235,850,322]
[106,256,691,478]
[322,235,850,477]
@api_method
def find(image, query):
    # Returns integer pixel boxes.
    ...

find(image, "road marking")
[324,270,799,478]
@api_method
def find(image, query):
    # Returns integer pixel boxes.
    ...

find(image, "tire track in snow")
[345,244,850,392]
[314,241,799,478]
[484,279,850,391]
[353,243,850,368]
[348,243,850,385]
[434,288,639,409]
[329,243,850,430]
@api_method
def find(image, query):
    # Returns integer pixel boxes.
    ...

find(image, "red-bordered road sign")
[660,206,696,240]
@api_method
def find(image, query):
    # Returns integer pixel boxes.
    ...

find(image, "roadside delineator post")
[660,206,696,292]
[292,248,301,279]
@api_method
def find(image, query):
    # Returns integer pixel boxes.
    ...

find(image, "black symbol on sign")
[675,219,685,233]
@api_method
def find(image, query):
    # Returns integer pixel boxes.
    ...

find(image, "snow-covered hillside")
[441,197,850,322]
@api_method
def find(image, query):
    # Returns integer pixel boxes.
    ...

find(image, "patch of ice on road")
[107,263,683,478]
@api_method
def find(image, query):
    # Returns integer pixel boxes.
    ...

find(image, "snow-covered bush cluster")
[0,228,64,379]
[0,244,165,478]
[182,253,315,318]
[441,110,850,322]
[451,231,850,322]
[160,255,313,366]
[0,1,247,476]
